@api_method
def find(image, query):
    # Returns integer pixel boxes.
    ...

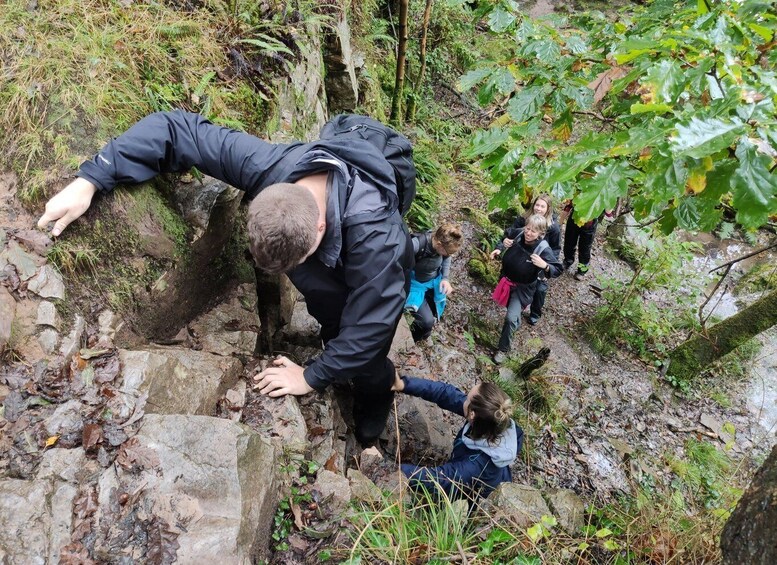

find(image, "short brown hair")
[247,183,320,274]
[468,382,513,443]
[433,223,463,256]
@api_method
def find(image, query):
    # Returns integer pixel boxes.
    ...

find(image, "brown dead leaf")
[82,423,103,451]
[308,425,327,437]
[288,533,309,552]
[147,516,180,565]
[116,437,160,471]
[93,353,120,384]
[59,541,96,565]
[324,452,339,473]
[72,487,98,541]
[291,501,305,529]
[587,65,630,104]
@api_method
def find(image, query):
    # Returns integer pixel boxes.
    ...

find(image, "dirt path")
[418,161,774,499]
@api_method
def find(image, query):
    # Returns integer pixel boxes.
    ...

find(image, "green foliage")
[462,0,777,232]
[586,232,702,362]
[735,261,777,294]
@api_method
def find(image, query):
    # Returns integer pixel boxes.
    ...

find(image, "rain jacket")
[77,110,412,390]
[399,376,523,499]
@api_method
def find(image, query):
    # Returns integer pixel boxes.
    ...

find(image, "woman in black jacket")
[494,194,561,325]
[489,214,562,363]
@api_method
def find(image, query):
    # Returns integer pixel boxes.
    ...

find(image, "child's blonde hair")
[524,214,548,236]
[433,223,463,256]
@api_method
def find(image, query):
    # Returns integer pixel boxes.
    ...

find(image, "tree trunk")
[720,443,777,564]
[406,0,433,122]
[390,0,409,126]
[667,288,777,381]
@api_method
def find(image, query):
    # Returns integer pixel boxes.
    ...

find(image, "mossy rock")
[468,257,500,288]
[735,261,777,295]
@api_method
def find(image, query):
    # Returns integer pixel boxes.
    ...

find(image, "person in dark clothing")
[392,372,522,500]
[489,214,562,363]
[405,224,463,342]
[37,110,414,446]
[562,203,598,281]
[496,194,561,325]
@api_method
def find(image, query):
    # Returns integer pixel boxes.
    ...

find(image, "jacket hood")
[461,421,519,468]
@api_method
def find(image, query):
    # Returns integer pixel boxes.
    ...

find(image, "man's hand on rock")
[253,356,314,397]
[37,178,98,236]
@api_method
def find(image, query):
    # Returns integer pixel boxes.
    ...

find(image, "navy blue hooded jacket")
[76,110,412,390]
[399,376,523,499]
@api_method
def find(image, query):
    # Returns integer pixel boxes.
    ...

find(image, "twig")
[709,241,777,273]
[456,541,469,565]
[698,264,731,328]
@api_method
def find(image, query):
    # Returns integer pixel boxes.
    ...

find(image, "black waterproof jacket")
[77,110,412,390]
[501,213,561,259]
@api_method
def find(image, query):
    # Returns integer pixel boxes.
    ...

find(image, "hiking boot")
[493,351,507,364]
[574,264,589,281]
[563,260,574,272]
[528,315,540,325]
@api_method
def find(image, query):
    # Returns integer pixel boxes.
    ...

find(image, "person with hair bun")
[392,373,523,499]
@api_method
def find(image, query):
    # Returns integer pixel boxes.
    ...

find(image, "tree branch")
[709,242,777,273]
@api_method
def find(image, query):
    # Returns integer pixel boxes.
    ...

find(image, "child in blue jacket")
[392,373,523,499]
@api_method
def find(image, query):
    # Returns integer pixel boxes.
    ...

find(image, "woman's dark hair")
[468,382,513,443]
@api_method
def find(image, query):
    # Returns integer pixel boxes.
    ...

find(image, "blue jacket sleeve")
[302,218,409,389]
[77,110,298,194]
[401,454,490,496]
[401,376,466,416]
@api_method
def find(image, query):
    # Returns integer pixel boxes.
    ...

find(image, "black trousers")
[563,217,598,266]
[410,291,437,342]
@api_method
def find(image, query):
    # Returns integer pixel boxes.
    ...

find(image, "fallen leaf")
[82,423,103,451]
[308,425,327,437]
[120,390,148,428]
[45,435,60,448]
[147,516,180,565]
[116,437,160,470]
[93,354,120,384]
[288,534,309,552]
[79,347,110,360]
[291,501,305,529]
[324,452,339,473]
[59,541,96,565]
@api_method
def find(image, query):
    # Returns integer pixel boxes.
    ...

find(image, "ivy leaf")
[507,86,549,123]
[671,117,745,159]
[731,140,777,228]
[488,6,516,33]
[574,161,633,221]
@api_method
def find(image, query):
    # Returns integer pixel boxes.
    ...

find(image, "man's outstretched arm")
[38,110,292,235]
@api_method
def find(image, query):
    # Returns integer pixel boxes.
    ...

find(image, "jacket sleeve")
[541,245,563,278]
[440,256,451,281]
[401,454,490,496]
[302,218,408,389]
[401,376,466,416]
[546,221,562,260]
[77,110,294,193]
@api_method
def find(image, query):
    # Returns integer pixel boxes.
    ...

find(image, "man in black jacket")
[37,110,414,446]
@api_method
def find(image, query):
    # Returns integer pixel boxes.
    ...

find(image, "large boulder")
[118,346,242,417]
[94,414,279,564]
[489,484,553,529]
[721,444,777,564]
[0,448,93,564]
